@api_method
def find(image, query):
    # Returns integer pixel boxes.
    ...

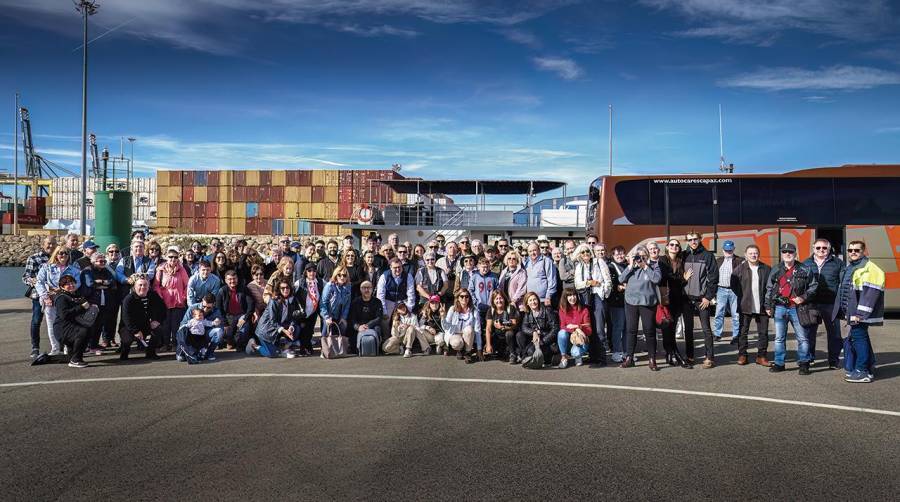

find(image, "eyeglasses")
[847,248,863,253]
[458,294,470,299]
[687,238,699,242]
[167,255,179,260]
[814,246,829,251]
[668,243,680,247]
[279,286,292,291]
[781,251,795,255]
[428,245,438,249]
[336,273,348,277]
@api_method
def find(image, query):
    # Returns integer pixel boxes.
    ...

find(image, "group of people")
[23,229,884,382]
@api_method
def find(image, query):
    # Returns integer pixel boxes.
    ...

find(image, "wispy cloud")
[642,0,897,45]
[336,24,420,38]
[875,126,900,134]
[562,35,614,54]
[718,65,900,91]
[802,95,835,103]
[498,28,542,49]
[533,57,585,80]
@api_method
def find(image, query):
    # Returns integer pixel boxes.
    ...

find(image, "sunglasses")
[279,286,292,291]
[814,246,829,250]
[687,238,700,242]
[167,255,179,259]
[458,294,470,298]
[847,248,863,253]
[107,249,119,253]
[668,243,680,247]
[429,245,438,249]
[580,250,592,254]
[781,251,795,254]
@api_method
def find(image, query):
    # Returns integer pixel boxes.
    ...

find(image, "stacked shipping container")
[156,169,403,235]
[48,177,157,221]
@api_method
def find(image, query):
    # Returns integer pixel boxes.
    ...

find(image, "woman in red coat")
[557,287,592,368]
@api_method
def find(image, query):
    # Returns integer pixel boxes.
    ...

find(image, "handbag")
[522,342,544,369]
[576,288,593,307]
[75,304,100,328]
[657,285,670,306]
[655,304,673,330]
[320,322,348,359]
[796,303,821,328]
[569,329,587,346]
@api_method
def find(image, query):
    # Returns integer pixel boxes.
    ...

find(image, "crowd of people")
[23,229,885,382]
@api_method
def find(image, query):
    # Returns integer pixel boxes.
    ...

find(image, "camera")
[633,255,643,263]
[774,295,791,307]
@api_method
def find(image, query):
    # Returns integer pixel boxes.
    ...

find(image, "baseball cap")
[82,240,98,250]
[722,240,735,251]
[428,295,441,303]
[290,241,302,249]
[780,243,797,253]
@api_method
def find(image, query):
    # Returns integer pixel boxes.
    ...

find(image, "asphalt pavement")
[1,298,898,501]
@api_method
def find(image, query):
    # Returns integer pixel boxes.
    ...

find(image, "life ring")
[358,205,374,224]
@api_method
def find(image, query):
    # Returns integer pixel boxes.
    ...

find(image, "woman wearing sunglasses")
[319,265,352,358]
[155,247,191,353]
[442,289,482,363]
[35,246,82,356]
[658,239,691,368]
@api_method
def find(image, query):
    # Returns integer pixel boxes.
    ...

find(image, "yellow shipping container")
[157,217,170,228]
[194,186,208,202]
[299,186,311,202]
[157,202,170,218]
[219,188,232,202]
[393,191,405,204]
[220,170,233,186]
[157,171,169,187]
[246,170,260,186]
[324,203,338,219]
[231,202,246,218]
[285,202,299,218]
[218,203,230,218]
[298,202,312,218]
[219,217,231,234]
[231,217,246,234]
[285,186,299,201]
[324,170,339,187]
[311,170,326,186]
[324,186,338,202]
[273,170,286,186]
[311,203,325,220]
[168,186,183,202]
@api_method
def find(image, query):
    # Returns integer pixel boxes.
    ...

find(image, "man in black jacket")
[802,238,845,368]
[79,253,120,354]
[682,232,719,368]
[120,276,166,361]
[317,239,341,281]
[215,270,255,351]
[764,243,818,375]
[348,280,384,353]
[733,245,772,366]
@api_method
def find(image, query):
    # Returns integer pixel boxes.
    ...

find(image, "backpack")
[357,328,379,357]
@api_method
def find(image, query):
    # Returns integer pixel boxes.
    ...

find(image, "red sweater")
[558,306,592,335]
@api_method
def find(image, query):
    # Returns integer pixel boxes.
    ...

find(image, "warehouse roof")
[375,179,566,195]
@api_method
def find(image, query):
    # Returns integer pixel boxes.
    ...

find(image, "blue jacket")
[523,255,558,302]
[35,263,82,300]
[468,270,499,309]
[179,301,224,329]
[320,281,351,322]
[802,255,845,304]
[187,273,222,306]
[255,297,303,343]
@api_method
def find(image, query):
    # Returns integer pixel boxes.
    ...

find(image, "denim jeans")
[773,305,809,366]
[847,324,874,373]
[557,329,588,359]
[808,302,841,363]
[714,287,739,339]
[176,326,224,358]
[608,306,626,356]
[30,298,43,351]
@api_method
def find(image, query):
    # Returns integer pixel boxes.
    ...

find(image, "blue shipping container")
[272,219,285,235]
[297,220,311,235]
[246,202,259,218]
[195,171,208,186]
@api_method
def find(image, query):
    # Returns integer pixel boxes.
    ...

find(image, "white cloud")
[336,24,420,38]
[875,126,900,134]
[642,0,896,44]
[718,65,900,91]
[533,57,584,80]
[499,28,542,48]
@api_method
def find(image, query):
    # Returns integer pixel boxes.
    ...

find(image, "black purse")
[75,304,100,328]
[796,303,821,328]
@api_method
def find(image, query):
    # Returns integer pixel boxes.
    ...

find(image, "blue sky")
[1,0,899,200]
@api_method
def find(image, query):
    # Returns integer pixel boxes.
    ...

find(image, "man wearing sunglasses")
[833,241,884,383]
[764,243,818,375]
[683,232,719,367]
[802,238,845,369]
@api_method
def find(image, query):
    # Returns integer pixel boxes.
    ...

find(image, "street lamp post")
[76,0,98,236]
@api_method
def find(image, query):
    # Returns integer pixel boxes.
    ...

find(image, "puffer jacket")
[802,255,845,305]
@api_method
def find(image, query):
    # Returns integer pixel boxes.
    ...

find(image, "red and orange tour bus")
[586,164,900,309]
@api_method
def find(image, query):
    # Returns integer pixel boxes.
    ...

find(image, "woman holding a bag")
[619,245,662,371]
[516,292,559,367]
[573,243,612,365]
[319,265,352,358]
[557,288,592,368]
[658,239,692,368]
[35,246,81,356]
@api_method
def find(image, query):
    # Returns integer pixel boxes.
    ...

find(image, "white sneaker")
[245,340,259,355]
[63,346,69,356]
[558,357,568,369]
[575,356,583,367]
[285,350,297,359]
[206,354,217,361]
[48,349,61,357]
[403,349,412,358]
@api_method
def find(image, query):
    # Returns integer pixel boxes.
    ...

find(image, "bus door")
[816,226,846,261]
[661,182,720,251]
[776,226,811,263]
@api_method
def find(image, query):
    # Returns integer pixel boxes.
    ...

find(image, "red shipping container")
[194,203,206,218]
[338,202,352,220]
[298,170,312,186]
[339,170,353,185]
[183,202,195,218]
[208,171,220,186]
[170,202,182,218]
[183,186,194,202]
[259,202,272,218]
[207,186,219,201]
[234,171,246,185]
[272,203,285,219]
[233,186,246,202]
[258,218,272,234]
[312,186,325,203]
[312,223,325,235]
[205,218,219,234]
[260,171,272,186]
[258,186,271,201]
[271,186,284,201]
[286,170,300,185]
[206,202,219,219]
[245,218,258,235]
[183,171,195,186]
[338,186,353,205]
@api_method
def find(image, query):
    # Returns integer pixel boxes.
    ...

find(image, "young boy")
[468,257,499,331]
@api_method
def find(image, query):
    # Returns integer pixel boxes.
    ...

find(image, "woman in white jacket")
[383,302,431,358]
[442,289,482,363]
[573,243,613,364]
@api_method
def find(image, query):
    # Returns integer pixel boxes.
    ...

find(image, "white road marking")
[1,373,899,418]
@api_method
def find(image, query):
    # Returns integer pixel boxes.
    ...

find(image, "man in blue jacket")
[523,242,558,308]
[803,238,845,368]
[834,240,885,383]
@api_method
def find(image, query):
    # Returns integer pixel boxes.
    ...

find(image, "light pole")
[76,0,98,236]
[128,137,135,190]
[13,92,19,234]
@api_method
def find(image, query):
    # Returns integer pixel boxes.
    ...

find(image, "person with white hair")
[573,243,612,365]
